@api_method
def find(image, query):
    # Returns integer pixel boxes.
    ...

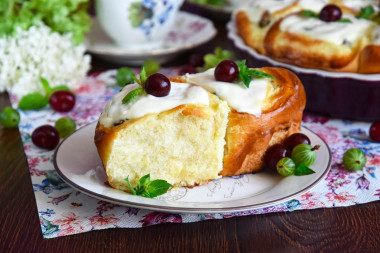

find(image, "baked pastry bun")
[95,66,306,192]
[235,0,380,73]
[95,81,230,190]
[264,12,373,71]
[184,67,306,176]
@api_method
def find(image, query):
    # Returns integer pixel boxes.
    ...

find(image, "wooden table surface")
[1,8,380,253]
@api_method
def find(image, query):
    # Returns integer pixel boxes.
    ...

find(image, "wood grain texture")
[1,14,380,253]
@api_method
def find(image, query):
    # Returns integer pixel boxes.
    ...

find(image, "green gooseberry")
[291,143,320,166]
[54,117,76,138]
[343,148,366,171]
[143,59,160,76]
[0,106,20,128]
[276,157,296,177]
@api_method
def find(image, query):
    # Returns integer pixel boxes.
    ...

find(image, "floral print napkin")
[11,69,380,238]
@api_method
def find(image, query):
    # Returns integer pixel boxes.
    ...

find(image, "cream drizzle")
[186,68,268,116]
[280,14,373,45]
[99,82,210,127]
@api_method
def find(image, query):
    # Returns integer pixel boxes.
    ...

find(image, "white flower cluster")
[0,23,91,97]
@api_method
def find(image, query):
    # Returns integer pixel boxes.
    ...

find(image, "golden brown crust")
[358,45,380,74]
[220,67,306,176]
[235,10,268,54]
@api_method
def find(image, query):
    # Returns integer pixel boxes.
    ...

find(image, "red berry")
[49,91,76,112]
[284,133,311,152]
[145,73,171,97]
[319,4,342,22]
[178,65,197,76]
[264,144,291,171]
[214,60,239,83]
[369,122,380,142]
[32,125,60,149]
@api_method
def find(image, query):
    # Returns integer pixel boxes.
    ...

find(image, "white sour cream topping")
[243,0,328,24]
[342,0,379,12]
[244,0,297,23]
[99,82,209,127]
[280,14,373,45]
[187,68,268,116]
[299,0,329,12]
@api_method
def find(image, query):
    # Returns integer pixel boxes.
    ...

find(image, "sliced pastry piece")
[95,79,230,191]
[185,66,306,176]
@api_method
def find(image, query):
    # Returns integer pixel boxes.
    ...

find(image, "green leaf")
[133,76,142,86]
[299,10,319,18]
[236,60,251,87]
[125,177,136,195]
[236,60,275,88]
[18,93,48,110]
[137,174,151,189]
[124,174,172,198]
[40,77,51,94]
[294,163,316,176]
[40,77,70,98]
[140,67,148,85]
[116,67,135,87]
[121,88,143,105]
[146,179,173,198]
[248,69,275,80]
[357,6,375,19]
[338,19,352,23]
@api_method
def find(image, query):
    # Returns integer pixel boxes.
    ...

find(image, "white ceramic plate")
[54,122,331,213]
[85,12,217,66]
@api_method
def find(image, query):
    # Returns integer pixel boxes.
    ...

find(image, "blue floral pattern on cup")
[129,0,174,38]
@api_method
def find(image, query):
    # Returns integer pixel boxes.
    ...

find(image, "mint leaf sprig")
[116,67,136,87]
[18,77,70,110]
[357,6,375,20]
[299,10,319,18]
[294,163,316,176]
[125,173,173,198]
[236,60,275,88]
[121,68,148,105]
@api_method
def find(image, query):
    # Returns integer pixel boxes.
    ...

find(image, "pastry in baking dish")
[235,0,380,73]
[95,66,306,191]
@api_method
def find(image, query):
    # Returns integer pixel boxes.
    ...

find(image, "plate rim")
[226,20,380,81]
[54,122,331,213]
[85,11,217,58]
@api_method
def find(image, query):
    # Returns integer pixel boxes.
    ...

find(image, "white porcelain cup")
[96,0,184,50]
